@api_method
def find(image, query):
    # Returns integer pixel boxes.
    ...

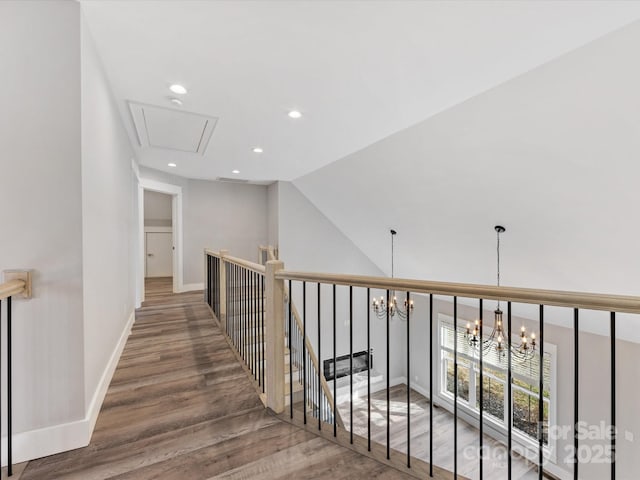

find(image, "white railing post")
[265,259,285,414]
[219,250,228,334]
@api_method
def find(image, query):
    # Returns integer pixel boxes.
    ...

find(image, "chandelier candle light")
[465,225,537,361]
[371,229,414,320]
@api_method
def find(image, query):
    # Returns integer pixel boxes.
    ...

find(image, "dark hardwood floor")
[21,277,417,479]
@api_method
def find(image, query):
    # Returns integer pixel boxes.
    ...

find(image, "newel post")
[265,259,285,414]
[218,250,228,334]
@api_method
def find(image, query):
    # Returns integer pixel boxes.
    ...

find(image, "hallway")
[21,278,416,479]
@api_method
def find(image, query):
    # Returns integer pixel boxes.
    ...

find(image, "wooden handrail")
[276,271,640,314]
[0,279,26,301]
[206,249,266,274]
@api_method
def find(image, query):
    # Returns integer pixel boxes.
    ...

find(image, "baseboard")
[2,310,135,466]
[180,282,204,292]
[86,310,135,434]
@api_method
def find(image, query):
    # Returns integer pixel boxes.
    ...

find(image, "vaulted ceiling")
[81,1,640,182]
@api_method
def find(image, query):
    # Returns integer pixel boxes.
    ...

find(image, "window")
[439,315,554,448]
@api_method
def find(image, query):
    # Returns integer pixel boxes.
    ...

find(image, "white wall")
[143,190,172,227]
[138,167,268,286]
[267,182,279,249]
[184,179,267,282]
[0,0,85,461]
[80,11,137,419]
[277,181,406,384]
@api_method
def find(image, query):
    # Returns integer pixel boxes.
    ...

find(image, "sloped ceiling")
[81,1,640,181]
[293,21,640,336]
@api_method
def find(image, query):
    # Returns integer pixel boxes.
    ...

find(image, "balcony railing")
[204,249,640,480]
[0,270,32,477]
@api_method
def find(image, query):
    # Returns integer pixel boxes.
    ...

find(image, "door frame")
[138,178,184,306]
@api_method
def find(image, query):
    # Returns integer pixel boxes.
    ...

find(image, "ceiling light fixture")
[465,225,537,362]
[371,229,414,321]
[232,169,240,174]
[169,84,187,95]
[252,147,263,154]
[288,110,302,119]
[168,163,177,167]
[169,98,183,106]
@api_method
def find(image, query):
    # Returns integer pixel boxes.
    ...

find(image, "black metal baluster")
[8,295,12,476]
[206,255,210,306]
[508,301,513,480]
[429,293,433,477]
[539,305,544,480]
[367,287,371,452]
[289,280,293,418]
[215,257,218,313]
[245,269,249,364]
[317,282,322,430]
[0,298,2,476]
[349,285,353,444]
[574,308,579,480]
[611,312,616,480]
[386,288,390,460]
[479,299,484,480]
[245,268,249,364]
[241,268,244,360]
[249,271,252,375]
[406,291,411,468]
[333,284,337,438]
[237,265,240,350]
[261,275,265,394]
[236,266,239,351]
[303,281,307,425]
[255,271,258,380]
[454,296,458,479]
[237,266,240,354]
[234,265,237,348]
[255,274,264,387]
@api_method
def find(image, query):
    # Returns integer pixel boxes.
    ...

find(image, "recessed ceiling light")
[169,84,187,95]
[170,97,183,106]
[288,110,302,119]
[168,163,177,167]
[252,147,263,153]
[232,169,240,174]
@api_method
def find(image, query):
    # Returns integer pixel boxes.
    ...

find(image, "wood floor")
[21,277,417,479]
[337,385,539,480]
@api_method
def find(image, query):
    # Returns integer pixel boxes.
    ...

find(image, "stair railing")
[0,270,32,477]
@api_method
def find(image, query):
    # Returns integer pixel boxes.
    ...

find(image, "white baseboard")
[181,282,204,292]
[86,310,135,434]
[2,310,135,466]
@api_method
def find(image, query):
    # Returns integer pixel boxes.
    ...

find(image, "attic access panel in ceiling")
[128,101,217,155]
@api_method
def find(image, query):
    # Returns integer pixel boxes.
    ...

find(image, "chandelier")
[371,229,414,320]
[465,225,537,361]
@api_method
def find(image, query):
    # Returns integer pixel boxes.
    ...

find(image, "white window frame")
[436,314,558,462]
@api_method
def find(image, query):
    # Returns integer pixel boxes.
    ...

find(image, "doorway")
[137,178,184,307]
[144,190,173,279]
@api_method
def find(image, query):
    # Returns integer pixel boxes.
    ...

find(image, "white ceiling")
[81,1,640,182]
